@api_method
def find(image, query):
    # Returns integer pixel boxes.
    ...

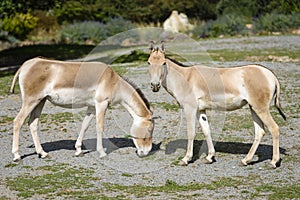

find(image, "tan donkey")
[147,44,286,168]
[10,57,154,162]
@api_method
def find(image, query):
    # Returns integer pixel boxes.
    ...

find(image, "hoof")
[178,160,188,166]
[13,157,22,162]
[203,156,216,164]
[240,159,248,166]
[270,159,281,169]
[40,153,50,159]
[75,151,83,157]
[270,161,281,169]
[99,152,107,158]
[270,163,277,169]
[13,153,21,162]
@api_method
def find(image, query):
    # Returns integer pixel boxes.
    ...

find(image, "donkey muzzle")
[151,82,161,92]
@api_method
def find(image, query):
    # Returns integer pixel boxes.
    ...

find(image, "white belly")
[46,88,95,109]
[199,94,247,111]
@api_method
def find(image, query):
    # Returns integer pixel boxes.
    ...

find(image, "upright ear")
[149,41,154,52]
[161,41,165,53]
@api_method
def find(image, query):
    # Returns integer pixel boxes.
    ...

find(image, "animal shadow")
[25,137,160,159]
[165,139,286,165]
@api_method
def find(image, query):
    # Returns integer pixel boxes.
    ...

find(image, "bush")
[192,14,248,38]
[0,29,18,43]
[104,18,135,36]
[54,0,97,24]
[28,10,61,41]
[59,21,106,44]
[58,18,135,44]
[1,12,39,40]
[254,12,300,33]
[290,13,300,28]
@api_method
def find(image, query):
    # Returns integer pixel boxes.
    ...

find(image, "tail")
[10,67,22,94]
[274,79,286,120]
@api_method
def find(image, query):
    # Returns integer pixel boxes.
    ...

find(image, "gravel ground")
[0,35,299,199]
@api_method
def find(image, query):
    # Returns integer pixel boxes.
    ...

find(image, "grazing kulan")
[147,43,286,168]
[10,57,154,161]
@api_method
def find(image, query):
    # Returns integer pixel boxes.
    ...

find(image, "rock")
[163,10,194,33]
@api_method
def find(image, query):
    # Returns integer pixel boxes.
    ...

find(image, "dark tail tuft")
[274,84,286,121]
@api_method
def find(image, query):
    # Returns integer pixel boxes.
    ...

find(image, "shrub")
[59,21,106,44]
[290,13,300,28]
[54,0,96,24]
[253,13,293,33]
[58,18,135,44]
[253,12,300,34]
[1,12,39,40]
[192,14,248,38]
[0,29,18,43]
[105,18,135,37]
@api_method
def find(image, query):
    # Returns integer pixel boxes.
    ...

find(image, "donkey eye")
[162,62,166,66]
[147,61,150,65]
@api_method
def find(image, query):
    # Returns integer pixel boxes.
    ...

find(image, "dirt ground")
[0,35,299,199]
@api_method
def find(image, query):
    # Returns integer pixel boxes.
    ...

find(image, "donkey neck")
[119,79,151,121]
[163,59,190,98]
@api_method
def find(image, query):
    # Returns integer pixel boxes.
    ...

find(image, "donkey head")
[131,118,154,157]
[148,42,166,92]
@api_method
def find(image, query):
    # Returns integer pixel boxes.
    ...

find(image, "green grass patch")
[0,116,14,125]
[112,50,148,64]
[112,50,188,64]
[40,112,77,124]
[103,177,243,198]
[111,65,129,75]
[171,156,184,166]
[4,163,18,168]
[254,184,300,199]
[222,113,253,132]
[121,173,134,177]
[5,163,100,199]
[0,72,18,96]
[102,176,299,199]
[208,48,300,62]
[152,102,180,112]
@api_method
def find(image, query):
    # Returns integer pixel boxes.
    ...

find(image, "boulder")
[163,10,193,33]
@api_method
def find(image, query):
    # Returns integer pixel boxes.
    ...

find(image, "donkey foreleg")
[75,107,95,156]
[198,112,215,164]
[95,101,109,158]
[179,107,197,166]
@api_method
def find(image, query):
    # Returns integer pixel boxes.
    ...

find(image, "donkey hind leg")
[253,108,281,168]
[179,106,197,166]
[28,99,48,159]
[12,99,42,161]
[198,111,215,164]
[241,106,265,166]
[95,101,109,158]
[75,106,95,156]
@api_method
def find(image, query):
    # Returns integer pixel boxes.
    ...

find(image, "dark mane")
[166,56,190,67]
[123,77,151,110]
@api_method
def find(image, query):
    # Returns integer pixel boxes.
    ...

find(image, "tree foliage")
[1,12,38,40]
[217,0,300,18]
[1,0,299,23]
[0,0,299,41]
